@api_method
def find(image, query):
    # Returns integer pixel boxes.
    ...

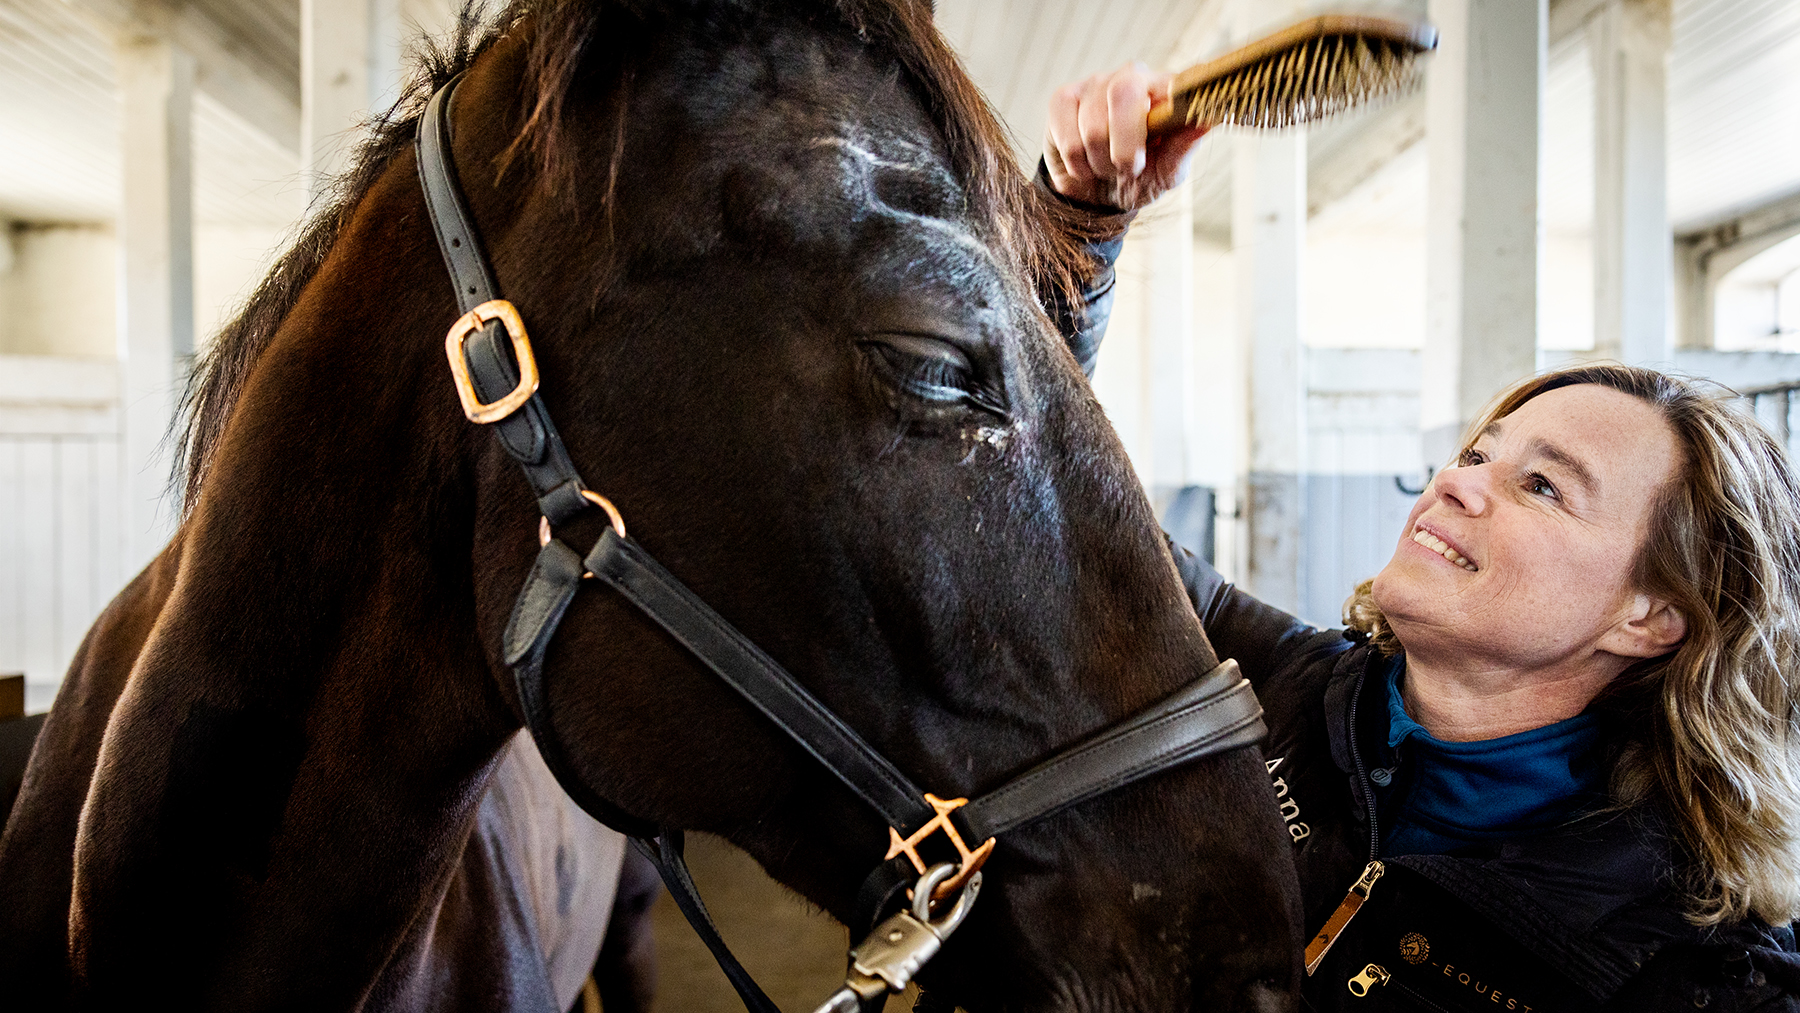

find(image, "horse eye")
[861,335,1005,414]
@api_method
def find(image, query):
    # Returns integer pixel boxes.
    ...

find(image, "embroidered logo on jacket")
[1393,932,1537,1011]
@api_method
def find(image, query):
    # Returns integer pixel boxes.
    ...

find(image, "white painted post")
[1234,131,1307,613]
[1142,181,1197,497]
[302,0,372,198]
[369,0,406,116]
[116,37,194,573]
[1422,0,1546,465]
[1589,0,1672,365]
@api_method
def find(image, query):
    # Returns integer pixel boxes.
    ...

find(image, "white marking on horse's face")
[816,131,1029,445]
[809,134,996,267]
[968,425,1010,452]
[955,425,1013,465]
[808,134,937,176]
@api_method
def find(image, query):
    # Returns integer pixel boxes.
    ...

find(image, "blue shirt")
[1374,658,1605,856]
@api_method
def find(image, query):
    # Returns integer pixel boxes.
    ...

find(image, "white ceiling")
[934,0,1204,161]
[0,0,1795,237]
[0,0,121,222]
[0,0,306,225]
[1666,0,1800,230]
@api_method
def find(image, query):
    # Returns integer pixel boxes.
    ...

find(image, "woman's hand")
[1043,62,1210,212]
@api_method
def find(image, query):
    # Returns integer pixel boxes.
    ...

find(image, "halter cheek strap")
[416,74,1267,1013]
[416,73,591,525]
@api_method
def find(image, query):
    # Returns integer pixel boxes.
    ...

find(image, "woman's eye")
[1457,448,1485,467]
[1527,474,1558,499]
[863,336,1005,415]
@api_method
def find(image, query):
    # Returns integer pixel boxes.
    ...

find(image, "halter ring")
[538,489,629,556]
[886,794,996,905]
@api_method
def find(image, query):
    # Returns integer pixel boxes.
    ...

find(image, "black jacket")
[1044,209,1800,1010]
[1171,544,1800,1012]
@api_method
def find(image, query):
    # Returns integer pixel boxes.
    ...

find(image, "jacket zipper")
[1304,860,1385,974]
[1346,663,1379,861]
[1347,964,1454,1012]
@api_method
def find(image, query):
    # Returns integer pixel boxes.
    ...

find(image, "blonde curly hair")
[1345,364,1800,926]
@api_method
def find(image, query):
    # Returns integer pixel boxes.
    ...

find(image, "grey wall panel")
[1300,473,1418,630]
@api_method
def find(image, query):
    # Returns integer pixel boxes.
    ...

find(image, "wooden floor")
[648,833,919,1013]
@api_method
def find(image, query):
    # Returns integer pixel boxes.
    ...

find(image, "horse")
[0,1,1303,1009]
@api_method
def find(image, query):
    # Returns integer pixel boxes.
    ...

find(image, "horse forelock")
[179,0,1109,514]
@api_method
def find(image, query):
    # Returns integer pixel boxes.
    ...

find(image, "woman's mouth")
[1412,527,1478,572]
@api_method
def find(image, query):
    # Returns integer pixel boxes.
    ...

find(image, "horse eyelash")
[907,360,1008,416]
[870,344,1008,416]
[905,356,969,392]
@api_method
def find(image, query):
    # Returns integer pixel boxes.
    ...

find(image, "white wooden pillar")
[369,0,406,115]
[1234,133,1307,613]
[1141,181,1197,495]
[302,0,372,197]
[117,37,194,572]
[1589,0,1672,364]
[1422,0,1546,464]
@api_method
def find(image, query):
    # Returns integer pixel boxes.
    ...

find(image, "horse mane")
[177,0,1110,510]
[175,1,498,508]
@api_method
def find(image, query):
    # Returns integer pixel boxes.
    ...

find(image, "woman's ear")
[1603,593,1689,659]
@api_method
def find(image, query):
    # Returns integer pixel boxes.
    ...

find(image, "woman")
[1044,65,1800,1011]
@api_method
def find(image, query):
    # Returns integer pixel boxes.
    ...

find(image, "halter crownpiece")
[416,73,1269,1013]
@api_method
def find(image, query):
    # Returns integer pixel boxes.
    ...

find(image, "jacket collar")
[1318,646,1762,1001]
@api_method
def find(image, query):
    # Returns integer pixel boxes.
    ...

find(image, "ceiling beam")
[66,0,299,156]
[1675,186,1800,349]
[1189,0,1609,236]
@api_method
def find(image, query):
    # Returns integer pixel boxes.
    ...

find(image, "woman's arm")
[1037,66,1349,682]
[1166,536,1352,690]
[1039,63,1208,376]
[1038,205,1124,378]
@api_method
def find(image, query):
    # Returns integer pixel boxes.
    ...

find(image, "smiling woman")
[1040,41,1800,1013]
[1370,382,1691,741]
[1349,366,1800,925]
[1142,362,1800,1013]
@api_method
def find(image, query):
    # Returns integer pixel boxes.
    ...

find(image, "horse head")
[41,1,1301,1009]
[452,2,1303,1008]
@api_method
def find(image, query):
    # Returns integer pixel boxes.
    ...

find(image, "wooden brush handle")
[1147,13,1438,137]
[1146,99,1184,137]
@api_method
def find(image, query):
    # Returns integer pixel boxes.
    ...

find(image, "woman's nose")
[1431,463,1489,514]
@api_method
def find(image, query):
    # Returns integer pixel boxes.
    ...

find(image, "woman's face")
[1372,384,1684,676]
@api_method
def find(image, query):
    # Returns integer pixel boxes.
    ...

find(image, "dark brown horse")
[0,1,1302,1009]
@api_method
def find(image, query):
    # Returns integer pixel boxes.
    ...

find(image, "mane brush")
[1147,14,1438,134]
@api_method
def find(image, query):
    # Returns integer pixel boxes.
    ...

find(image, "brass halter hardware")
[885,794,996,904]
[445,299,539,424]
[539,490,629,565]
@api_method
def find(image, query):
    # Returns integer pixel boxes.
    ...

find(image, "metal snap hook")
[912,861,981,934]
[811,861,986,1013]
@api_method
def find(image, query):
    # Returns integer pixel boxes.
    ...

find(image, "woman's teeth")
[1413,529,1477,571]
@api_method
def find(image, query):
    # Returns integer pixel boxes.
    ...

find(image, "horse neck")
[66,138,525,1004]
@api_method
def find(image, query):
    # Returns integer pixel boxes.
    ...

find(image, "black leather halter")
[416,77,1268,1012]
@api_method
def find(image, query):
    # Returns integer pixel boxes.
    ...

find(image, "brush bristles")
[1177,33,1424,130]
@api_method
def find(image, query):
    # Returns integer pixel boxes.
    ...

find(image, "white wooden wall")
[0,355,127,713]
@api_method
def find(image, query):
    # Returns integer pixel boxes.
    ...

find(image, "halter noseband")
[415,76,1267,1013]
